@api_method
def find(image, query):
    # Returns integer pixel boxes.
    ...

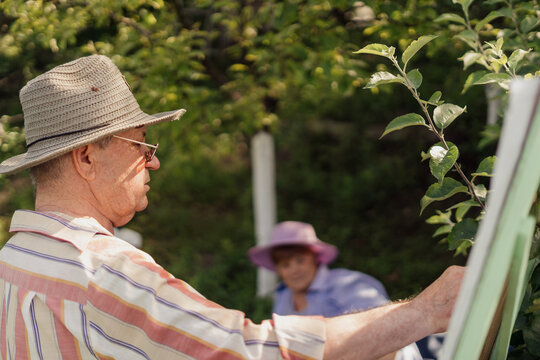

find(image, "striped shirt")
[0,210,326,359]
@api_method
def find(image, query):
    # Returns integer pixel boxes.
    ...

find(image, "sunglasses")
[113,135,159,163]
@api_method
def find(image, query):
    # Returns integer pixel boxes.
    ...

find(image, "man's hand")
[411,265,466,333]
[324,265,465,360]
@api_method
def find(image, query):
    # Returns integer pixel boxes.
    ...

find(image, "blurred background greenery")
[0,0,508,323]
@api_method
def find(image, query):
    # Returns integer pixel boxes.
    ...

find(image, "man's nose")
[146,155,160,170]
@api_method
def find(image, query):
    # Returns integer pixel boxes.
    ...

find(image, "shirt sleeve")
[83,245,326,360]
[329,269,390,314]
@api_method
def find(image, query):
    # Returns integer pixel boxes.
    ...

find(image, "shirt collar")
[308,265,330,291]
[9,209,113,250]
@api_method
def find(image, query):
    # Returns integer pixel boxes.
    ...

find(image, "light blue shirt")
[273,265,390,317]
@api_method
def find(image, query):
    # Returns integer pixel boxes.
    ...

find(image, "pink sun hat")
[248,221,339,271]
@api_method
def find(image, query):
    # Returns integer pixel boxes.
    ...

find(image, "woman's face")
[275,251,318,294]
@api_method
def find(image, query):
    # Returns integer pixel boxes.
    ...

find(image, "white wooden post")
[251,130,278,297]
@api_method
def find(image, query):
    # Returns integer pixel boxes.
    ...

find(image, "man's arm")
[324,265,465,360]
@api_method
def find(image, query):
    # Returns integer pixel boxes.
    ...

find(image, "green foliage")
[0,0,470,321]
[420,178,469,214]
[447,217,477,253]
[3,0,531,347]
[380,113,426,139]
[429,143,459,183]
[356,0,540,355]
[402,35,439,69]
[433,104,466,129]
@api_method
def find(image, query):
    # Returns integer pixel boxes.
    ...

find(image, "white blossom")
[430,146,447,164]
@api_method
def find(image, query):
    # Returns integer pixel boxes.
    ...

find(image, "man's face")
[275,251,318,294]
[92,126,159,227]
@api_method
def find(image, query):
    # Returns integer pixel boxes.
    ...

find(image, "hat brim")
[0,108,186,175]
[248,239,338,271]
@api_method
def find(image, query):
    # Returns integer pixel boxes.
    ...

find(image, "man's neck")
[35,195,115,233]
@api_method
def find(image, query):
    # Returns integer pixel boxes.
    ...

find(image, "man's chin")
[136,198,149,212]
[113,199,147,227]
[113,213,136,228]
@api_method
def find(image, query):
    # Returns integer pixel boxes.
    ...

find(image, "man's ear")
[71,144,98,181]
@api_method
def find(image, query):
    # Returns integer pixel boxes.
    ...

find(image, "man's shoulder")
[7,209,149,260]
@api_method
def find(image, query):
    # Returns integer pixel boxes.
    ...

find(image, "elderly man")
[0,55,464,359]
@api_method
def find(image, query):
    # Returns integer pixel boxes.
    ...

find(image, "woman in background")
[248,221,426,360]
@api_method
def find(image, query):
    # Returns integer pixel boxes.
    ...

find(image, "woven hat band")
[26,123,111,148]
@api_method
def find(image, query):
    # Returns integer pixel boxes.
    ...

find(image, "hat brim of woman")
[0,108,186,175]
[248,239,338,271]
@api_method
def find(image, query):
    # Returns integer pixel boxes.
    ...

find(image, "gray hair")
[29,136,113,188]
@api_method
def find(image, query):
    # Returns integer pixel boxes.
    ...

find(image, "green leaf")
[495,37,504,53]
[433,225,453,237]
[454,30,477,49]
[472,156,496,177]
[448,218,478,250]
[508,49,531,71]
[496,7,513,19]
[463,72,511,93]
[421,91,444,107]
[462,70,488,93]
[429,144,459,182]
[485,37,504,53]
[447,199,480,210]
[402,35,438,68]
[426,210,453,224]
[428,91,442,104]
[453,0,474,13]
[456,205,472,222]
[520,16,537,33]
[484,0,505,4]
[489,54,508,67]
[475,11,504,31]
[455,202,473,222]
[380,113,426,139]
[455,239,473,255]
[456,207,471,222]
[472,72,511,85]
[230,63,249,72]
[521,3,536,11]
[364,71,405,89]
[420,151,431,161]
[433,104,466,129]
[459,51,484,70]
[354,44,393,58]
[406,69,422,89]
[420,178,469,214]
[434,13,467,25]
[472,184,487,201]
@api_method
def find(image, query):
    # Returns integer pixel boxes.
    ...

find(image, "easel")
[440,79,540,360]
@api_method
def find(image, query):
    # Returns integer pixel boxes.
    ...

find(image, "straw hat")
[0,55,186,175]
[248,221,339,271]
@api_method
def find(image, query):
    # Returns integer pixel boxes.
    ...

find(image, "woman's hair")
[270,245,316,265]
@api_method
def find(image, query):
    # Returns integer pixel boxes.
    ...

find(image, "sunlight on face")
[92,126,159,227]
